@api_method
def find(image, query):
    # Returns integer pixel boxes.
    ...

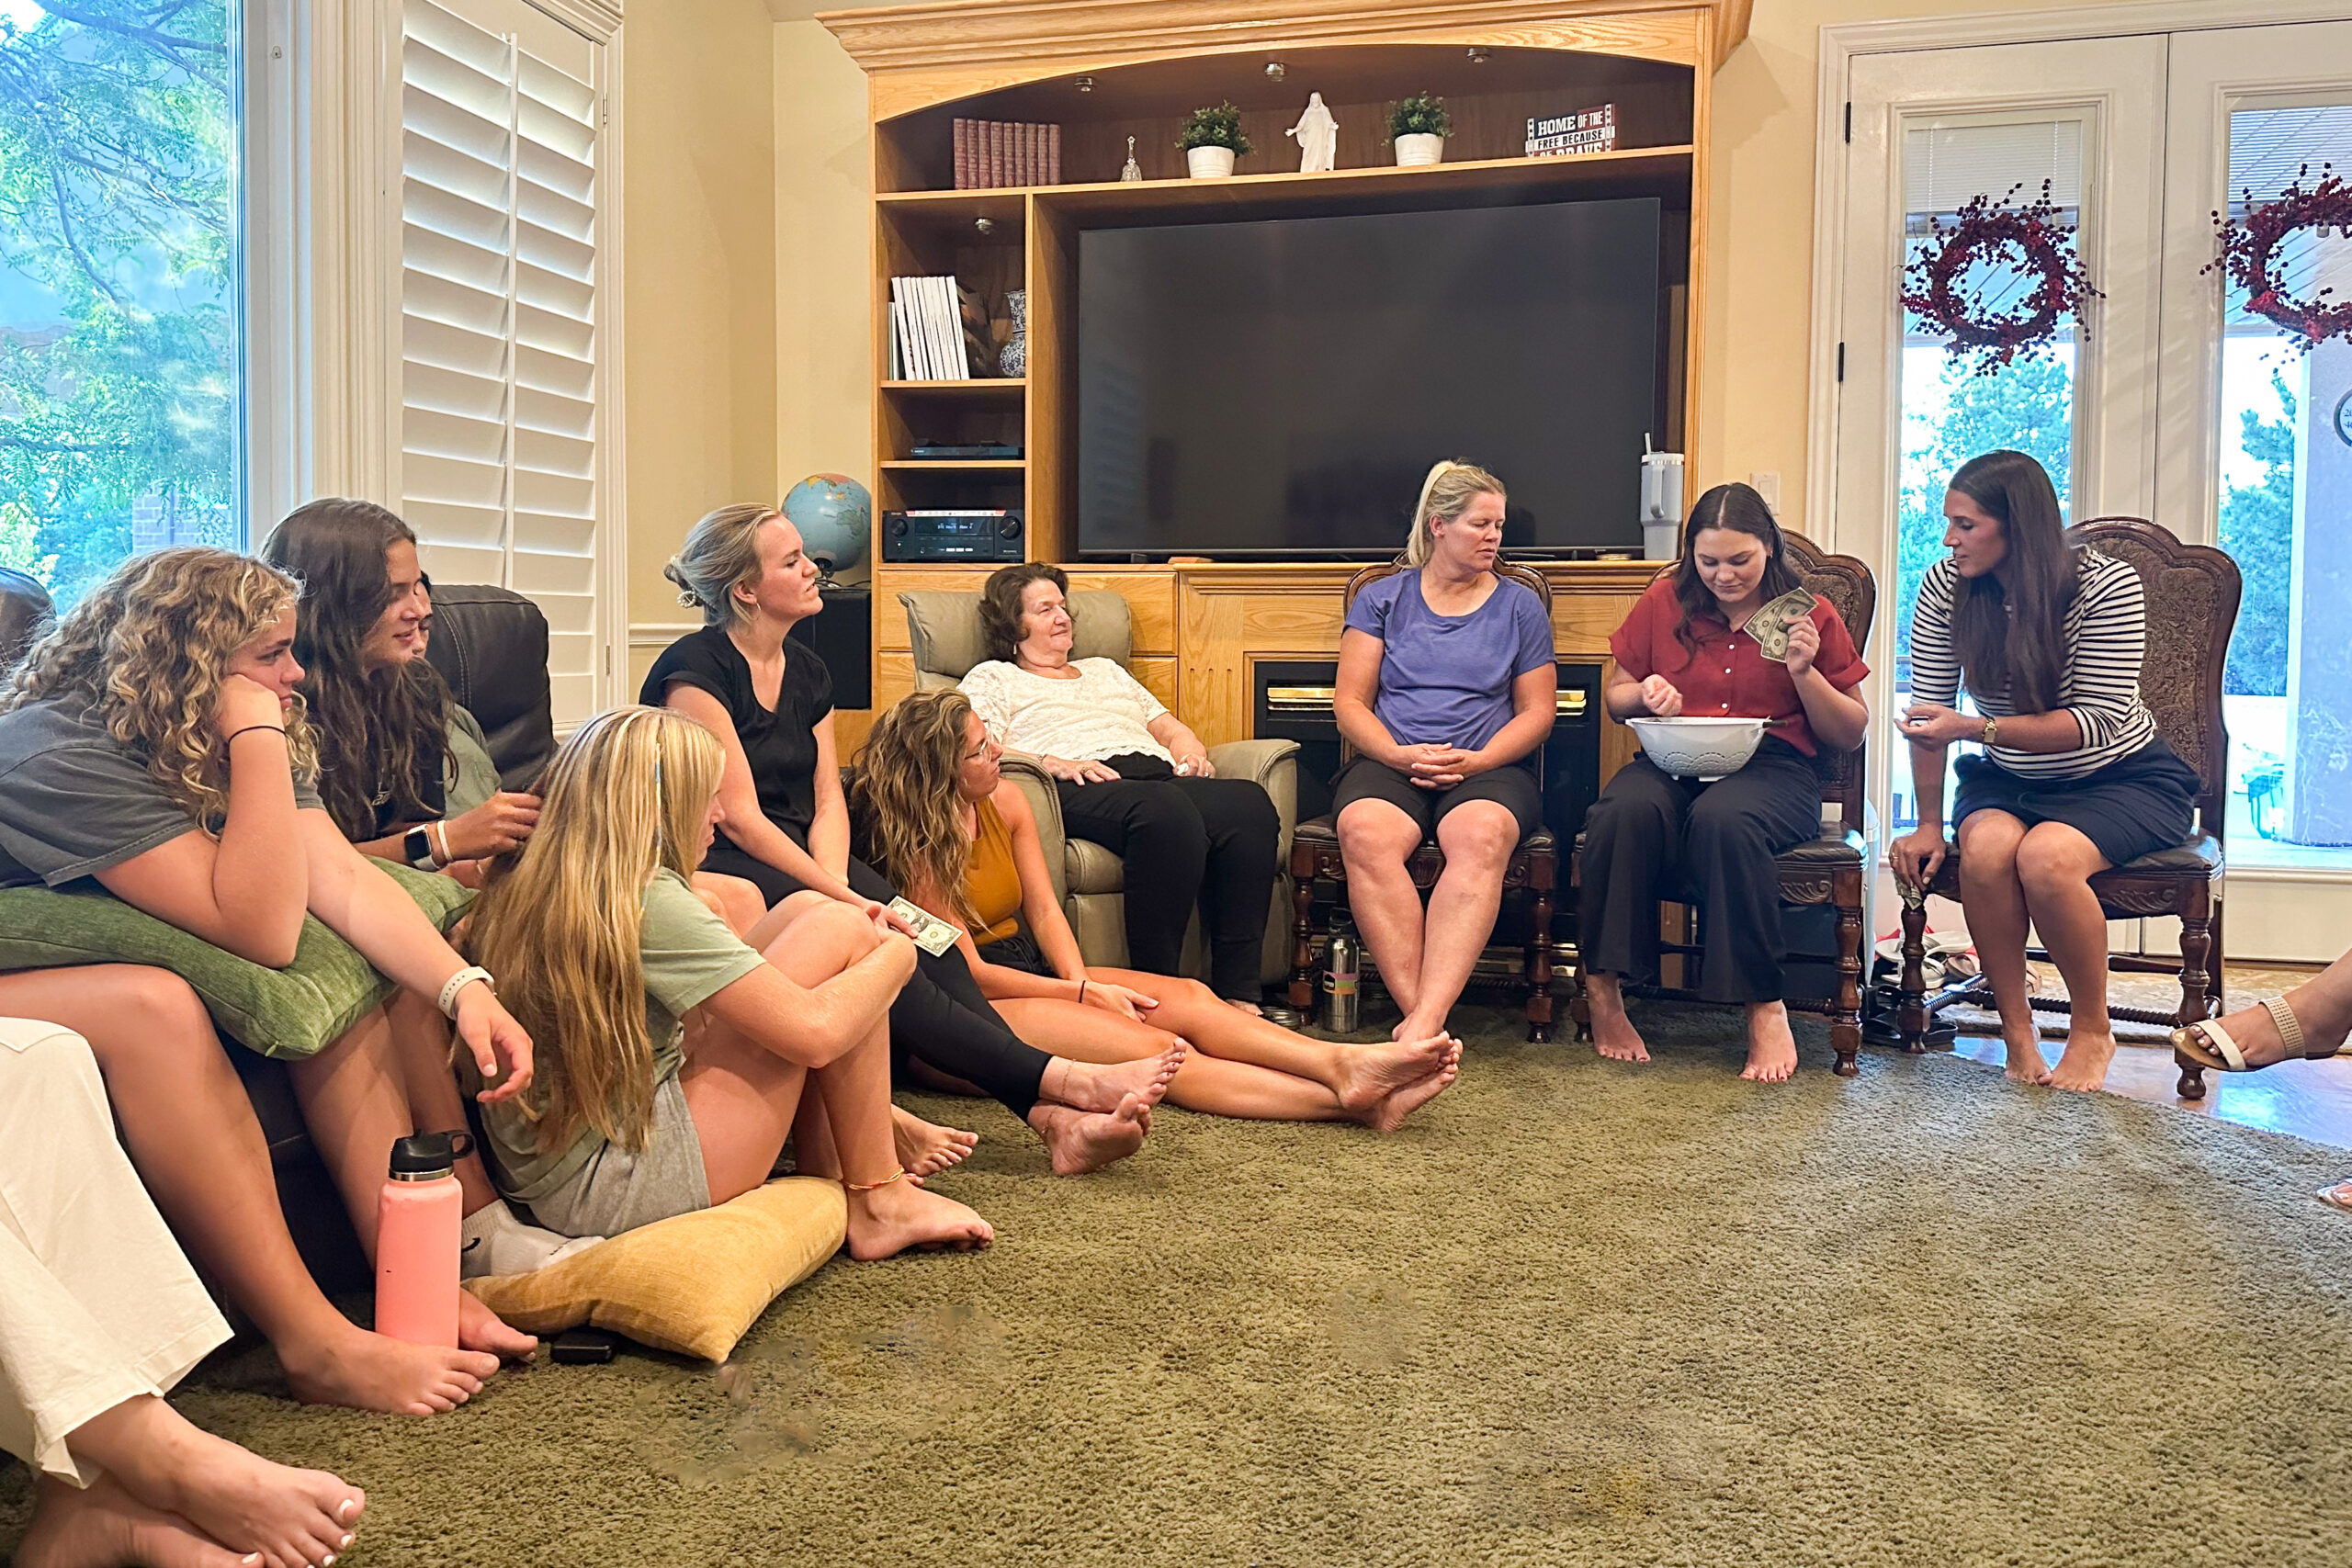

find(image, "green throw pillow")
[0,861,473,1061]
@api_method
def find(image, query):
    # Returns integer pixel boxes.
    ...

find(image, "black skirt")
[1951,739,2199,869]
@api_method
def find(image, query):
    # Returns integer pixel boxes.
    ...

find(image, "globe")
[780,473,872,577]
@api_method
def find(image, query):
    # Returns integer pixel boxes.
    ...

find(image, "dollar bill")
[887,896,963,956]
[1752,587,1817,664]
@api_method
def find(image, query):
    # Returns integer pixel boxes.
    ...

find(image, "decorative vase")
[1186,145,1236,179]
[998,289,1027,378]
[1394,133,1444,167]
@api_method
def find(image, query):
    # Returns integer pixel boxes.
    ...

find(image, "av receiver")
[882,509,1025,563]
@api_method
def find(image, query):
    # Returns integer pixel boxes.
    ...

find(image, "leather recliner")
[896,588,1300,986]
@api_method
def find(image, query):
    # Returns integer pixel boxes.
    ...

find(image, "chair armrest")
[1205,739,1300,863]
[999,757,1068,906]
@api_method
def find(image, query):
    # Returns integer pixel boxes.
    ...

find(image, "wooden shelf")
[879,458,1027,470]
[876,145,1691,218]
[881,378,1025,394]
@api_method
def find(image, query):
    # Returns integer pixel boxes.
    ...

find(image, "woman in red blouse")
[1580,483,1870,1081]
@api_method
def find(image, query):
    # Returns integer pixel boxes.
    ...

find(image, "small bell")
[1120,135,1143,183]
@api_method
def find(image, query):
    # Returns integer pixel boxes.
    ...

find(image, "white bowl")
[1627,716,1770,780]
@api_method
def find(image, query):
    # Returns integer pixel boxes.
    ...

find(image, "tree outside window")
[0,0,239,609]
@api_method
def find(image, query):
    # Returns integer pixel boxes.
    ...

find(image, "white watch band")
[437,964,493,1018]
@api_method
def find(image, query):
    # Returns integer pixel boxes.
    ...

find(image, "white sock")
[460,1201,605,1280]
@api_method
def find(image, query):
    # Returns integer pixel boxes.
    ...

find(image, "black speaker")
[788,585,872,710]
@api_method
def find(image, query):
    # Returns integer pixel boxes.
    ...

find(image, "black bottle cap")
[387,1130,473,1180]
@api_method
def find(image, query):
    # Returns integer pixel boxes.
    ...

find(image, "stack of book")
[1526,104,1618,158]
[888,276,975,380]
[954,119,1063,187]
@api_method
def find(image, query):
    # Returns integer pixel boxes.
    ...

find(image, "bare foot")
[1223,997,1264,1017]
[844,1178,994,1258]
[278,1321,496,1417]
[2189,990,2336,1069]
[1587,987,1649,1063]
[455,1289,537,1362]
[1044,1039,1185,1115]
[2048,1030,2118,1093]
[1026,1096,1151,1175]
[2001,1027,2053,1085]
[891,1104,978,1178]
[1739,1003,1798,1084]
[1360,1041,1462,1133]
[1329,1033,1453,1112]
[18,1473,254,1568]
[117,1412,362,1568]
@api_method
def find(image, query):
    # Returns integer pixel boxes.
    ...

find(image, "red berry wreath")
[1900,182,2101,377]
[2210,164,2352,353]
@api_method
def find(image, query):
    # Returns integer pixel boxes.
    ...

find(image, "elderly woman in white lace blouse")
[960,564,1280,1011]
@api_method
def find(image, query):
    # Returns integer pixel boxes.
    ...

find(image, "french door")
[1828,19,2352,962]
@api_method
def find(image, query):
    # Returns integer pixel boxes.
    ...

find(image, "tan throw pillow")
[464,1177,846,1361]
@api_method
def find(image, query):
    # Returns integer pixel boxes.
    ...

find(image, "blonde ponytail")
[1403,459,1507,569]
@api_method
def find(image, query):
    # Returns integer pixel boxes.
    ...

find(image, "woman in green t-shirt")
[461,705,1097,1252]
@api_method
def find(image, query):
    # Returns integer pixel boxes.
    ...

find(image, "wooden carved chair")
[1286,557,1557,1041]
[1894,517,2238,1098]
[1564,531,1878,1077]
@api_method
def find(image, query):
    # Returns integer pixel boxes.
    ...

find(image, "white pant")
[0,1018,229,1485]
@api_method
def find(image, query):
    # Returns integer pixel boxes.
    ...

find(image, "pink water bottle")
[375,1131,469,1347]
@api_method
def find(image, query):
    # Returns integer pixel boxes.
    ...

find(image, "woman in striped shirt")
[1889,450,2198,1093]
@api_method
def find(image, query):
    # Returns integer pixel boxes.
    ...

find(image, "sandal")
[2172,996,2335,1073]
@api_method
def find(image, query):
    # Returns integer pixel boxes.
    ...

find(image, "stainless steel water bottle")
[1323,915,1361,1033]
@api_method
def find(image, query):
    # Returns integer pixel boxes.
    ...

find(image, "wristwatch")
[403,823,443,871]
[1980,716,2001,748]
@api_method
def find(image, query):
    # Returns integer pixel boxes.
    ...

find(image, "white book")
[926,276,960,380]
[939,276,972,379]
[888,300,905,379]
[888,278,922,379]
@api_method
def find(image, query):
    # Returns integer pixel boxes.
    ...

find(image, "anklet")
[847,1168,909,1192]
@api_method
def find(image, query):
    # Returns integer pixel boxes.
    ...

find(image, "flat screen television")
[1076,197,1662,559]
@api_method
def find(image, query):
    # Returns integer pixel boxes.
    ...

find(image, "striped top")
[1908,548,2158,780]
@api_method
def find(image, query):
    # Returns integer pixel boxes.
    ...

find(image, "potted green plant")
[1388,92,1453,167]
[1179,102,1252,179]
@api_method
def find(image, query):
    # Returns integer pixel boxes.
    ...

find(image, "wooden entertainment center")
[820,0,1751,762]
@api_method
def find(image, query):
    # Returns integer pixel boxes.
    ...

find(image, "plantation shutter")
[400,0,605,726]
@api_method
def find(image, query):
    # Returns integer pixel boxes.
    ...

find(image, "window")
[397,0,608,727]
[1887,115,2085,832]
[0,0,243,608]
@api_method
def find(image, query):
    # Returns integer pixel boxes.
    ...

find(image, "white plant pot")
[1186,146,1236,179]
[1394,133,1445,167]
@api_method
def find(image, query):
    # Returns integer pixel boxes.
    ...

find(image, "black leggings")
[700,840,1047,1119]
[1054,756,1279,1000]
[1577,740,1824,1005]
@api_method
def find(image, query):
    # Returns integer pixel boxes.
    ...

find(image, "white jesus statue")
[1285,92,1338,174]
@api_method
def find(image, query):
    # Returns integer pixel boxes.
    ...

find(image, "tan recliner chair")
[898,589,1299,987]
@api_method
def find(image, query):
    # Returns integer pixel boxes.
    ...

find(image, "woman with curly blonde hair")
[459,705,1017,1244]
[854,691,1461,1130]
[0,547,569,1411]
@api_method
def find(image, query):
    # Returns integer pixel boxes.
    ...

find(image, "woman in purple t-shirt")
[1332,461,1557,1043]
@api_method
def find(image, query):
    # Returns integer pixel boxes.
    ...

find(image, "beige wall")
[621,0,779,686]
[654,0,2165,637]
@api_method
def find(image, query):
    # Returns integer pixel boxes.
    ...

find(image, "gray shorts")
[521,1075,713,1238]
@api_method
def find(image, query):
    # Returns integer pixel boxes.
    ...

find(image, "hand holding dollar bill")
[1751,587,1817,665]
[887,896,963,956]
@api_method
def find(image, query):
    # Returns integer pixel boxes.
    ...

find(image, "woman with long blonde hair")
[854,692,1461,1129]
[1331,461,1557,1041]
[0,547,556,1416]
[463,705,1084,1245]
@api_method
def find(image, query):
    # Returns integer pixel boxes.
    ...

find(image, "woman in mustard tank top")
[854,692,1463,1129]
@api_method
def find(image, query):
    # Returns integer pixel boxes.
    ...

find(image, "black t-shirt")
[639,626,833,847]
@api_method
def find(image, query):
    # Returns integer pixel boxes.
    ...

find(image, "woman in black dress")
[643,503,1178,1176]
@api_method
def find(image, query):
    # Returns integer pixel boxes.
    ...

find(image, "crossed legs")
[1337,797,1519,1041]
[995,968,1459,1131]
[1954,809,2116,1090]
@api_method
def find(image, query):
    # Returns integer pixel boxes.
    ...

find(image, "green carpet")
[8,1004,2352,1565]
